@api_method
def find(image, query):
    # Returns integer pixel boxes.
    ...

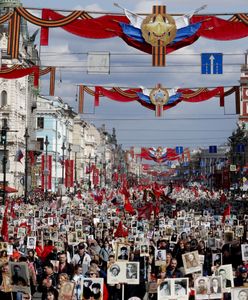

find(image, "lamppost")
[61,141,66,184]
[1,124,8,205]
[68,143,72,160]
[44,136,49,201]
[94,155,98,188]
[24,128,29,203]
[88,153,91,190]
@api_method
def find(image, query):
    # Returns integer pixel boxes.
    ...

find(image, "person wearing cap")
[110,264,120,277]
[235,266,248,287]
[71,244,91,276]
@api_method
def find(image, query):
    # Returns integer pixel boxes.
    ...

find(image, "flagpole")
[24,128,29,204]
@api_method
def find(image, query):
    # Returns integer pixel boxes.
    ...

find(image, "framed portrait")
[27,236,36,249]
[17,227,26,238]
[125,262,139,284]
[194,277,208,299]
[107,262,125,284]
[174,278,188,298]
[170,233,178,244]
[140,244,149,257]
[116,243,130,261]
[208,276,223,299]
[236,226,244,238]
[58,281,75,300]
[54,241,64,252]
[9,262,30,294]
[0,242,8,252]
[217,264,234,292]
[241,244,248,261]
[75,221,83,231]
[212,253,222,266]
[157,279,172,299]
[155,249,166,266]
[68,232,77,245]
[231,288,248,300]
[207,238,216,249]
[81,278,103,300]
[182,251,201,275]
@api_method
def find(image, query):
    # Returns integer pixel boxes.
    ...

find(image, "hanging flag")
[14,149,24,163]
[78,84,84,114]
[1,202,9,242]
[28,151,35,165]
[41,155,53,191]
[65,159,74,188]
[93,167,99,186]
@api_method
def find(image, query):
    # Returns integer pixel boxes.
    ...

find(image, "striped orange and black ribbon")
[49,67,56,96]
[78,84,84,114]
[7,11,21,59]
[152,5,166,67]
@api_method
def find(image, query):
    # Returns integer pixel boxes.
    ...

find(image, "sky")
[20,0,248,150]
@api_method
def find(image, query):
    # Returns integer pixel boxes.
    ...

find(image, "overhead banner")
[41,155,52,191]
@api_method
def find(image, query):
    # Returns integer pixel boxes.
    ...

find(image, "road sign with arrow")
[201,53,223,74]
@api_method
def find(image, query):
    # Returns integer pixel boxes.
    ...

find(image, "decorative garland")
[78,84,239,116]
[0,65,56,95]
[1,7,247,58]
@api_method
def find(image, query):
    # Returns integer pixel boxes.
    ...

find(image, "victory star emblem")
[141,13,177,47]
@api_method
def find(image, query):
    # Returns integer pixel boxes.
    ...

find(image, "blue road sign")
[176,146,183,154]
[201,53,223,74]
[209,145,217,153]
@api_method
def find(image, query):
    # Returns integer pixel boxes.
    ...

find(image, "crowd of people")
[0,183,247,300]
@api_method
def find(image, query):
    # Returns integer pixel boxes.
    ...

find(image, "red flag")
[28,151,35,165]
[222,205,231,223]
[65,159,74,188]
[137,203,153,220]
[114,221,128,238]
[93,168,99,186]
[1,202,9,241]
[77,191,82,200]
[119,185,130,200]
[124,199,135,214]
[220,193,227,203]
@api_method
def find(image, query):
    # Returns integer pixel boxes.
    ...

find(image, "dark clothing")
[58,262,74,279]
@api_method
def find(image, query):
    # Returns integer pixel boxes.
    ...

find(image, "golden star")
[144,14,175,38]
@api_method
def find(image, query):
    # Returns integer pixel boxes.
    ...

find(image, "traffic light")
[0,128,7,145]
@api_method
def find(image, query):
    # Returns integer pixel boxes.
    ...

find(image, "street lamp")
[24,128,29,203]
[1,123,8,205]
[88,153,91,190]
[44,136,49,201]
[68,143,72,160]
[61,141,66,184]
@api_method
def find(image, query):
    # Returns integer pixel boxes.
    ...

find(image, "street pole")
[24,128,29,203]
[1,124,8,205]
[88,153,91,190]
[61,142,66,184]
[44,136,49,201]
[74,151,77,194]
[67,144,72,192]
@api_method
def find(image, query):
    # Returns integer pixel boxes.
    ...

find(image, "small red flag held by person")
[222,205,231,223]
[114,221,128,238]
